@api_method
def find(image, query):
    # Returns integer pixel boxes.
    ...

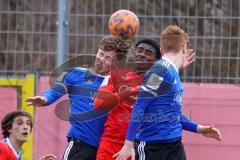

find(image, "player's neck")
[162,52,183,70]
[9,136,23,153]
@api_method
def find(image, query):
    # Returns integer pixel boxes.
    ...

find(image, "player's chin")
[135,62,149,70]
[95,63,102,71]
[19,137,29,142]
[94,66,104,75]
[19,134,30,142]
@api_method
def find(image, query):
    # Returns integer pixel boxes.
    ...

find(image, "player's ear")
[182,47,186,54]
[182,45,187,54]
[160,48,163,56]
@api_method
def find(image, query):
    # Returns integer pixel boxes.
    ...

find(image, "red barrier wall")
[0,77,239,160]
[33,76,69,160]
[0,87,18,139]
[182,83,240,160]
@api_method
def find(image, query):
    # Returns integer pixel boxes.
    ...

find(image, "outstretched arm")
[26,96,47,107]
[26,72,69,107]
[181,113,198,132]
[181,114,222,141]
[197,124,222,141]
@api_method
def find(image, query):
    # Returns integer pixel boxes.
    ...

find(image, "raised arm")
[181,114,221,141]
[26,71,70,107]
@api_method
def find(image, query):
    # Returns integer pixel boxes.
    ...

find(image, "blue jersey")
[126,58,190,142]
[43,67,110,147]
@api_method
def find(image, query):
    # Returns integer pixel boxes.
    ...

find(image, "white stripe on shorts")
[138,141,146,160]
[63,141,74,160]
[137,141,143,160]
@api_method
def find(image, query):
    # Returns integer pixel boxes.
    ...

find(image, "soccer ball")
[109,9,139,39]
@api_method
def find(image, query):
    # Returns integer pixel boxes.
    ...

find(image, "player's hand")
[183,49,196,69]
[113,140,135,160]
[26,96,47,107]
[197,124,222,141]
[39,154,57,160]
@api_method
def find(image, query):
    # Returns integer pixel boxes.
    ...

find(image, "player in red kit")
[95,39,161,160]
[0,141,18,160]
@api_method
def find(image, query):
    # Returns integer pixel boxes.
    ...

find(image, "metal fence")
[0,0,239,83]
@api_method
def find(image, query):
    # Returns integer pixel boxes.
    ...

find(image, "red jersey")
[96,69,143,144]
[0,141,18,160]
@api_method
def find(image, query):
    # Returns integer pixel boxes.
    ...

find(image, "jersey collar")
[5,137,22,159]
[162,56,179,73]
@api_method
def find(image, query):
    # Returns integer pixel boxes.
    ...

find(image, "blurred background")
[0,0,239,159]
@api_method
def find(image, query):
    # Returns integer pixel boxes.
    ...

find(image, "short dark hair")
[1,111,33,138]
[135,38,161,59]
